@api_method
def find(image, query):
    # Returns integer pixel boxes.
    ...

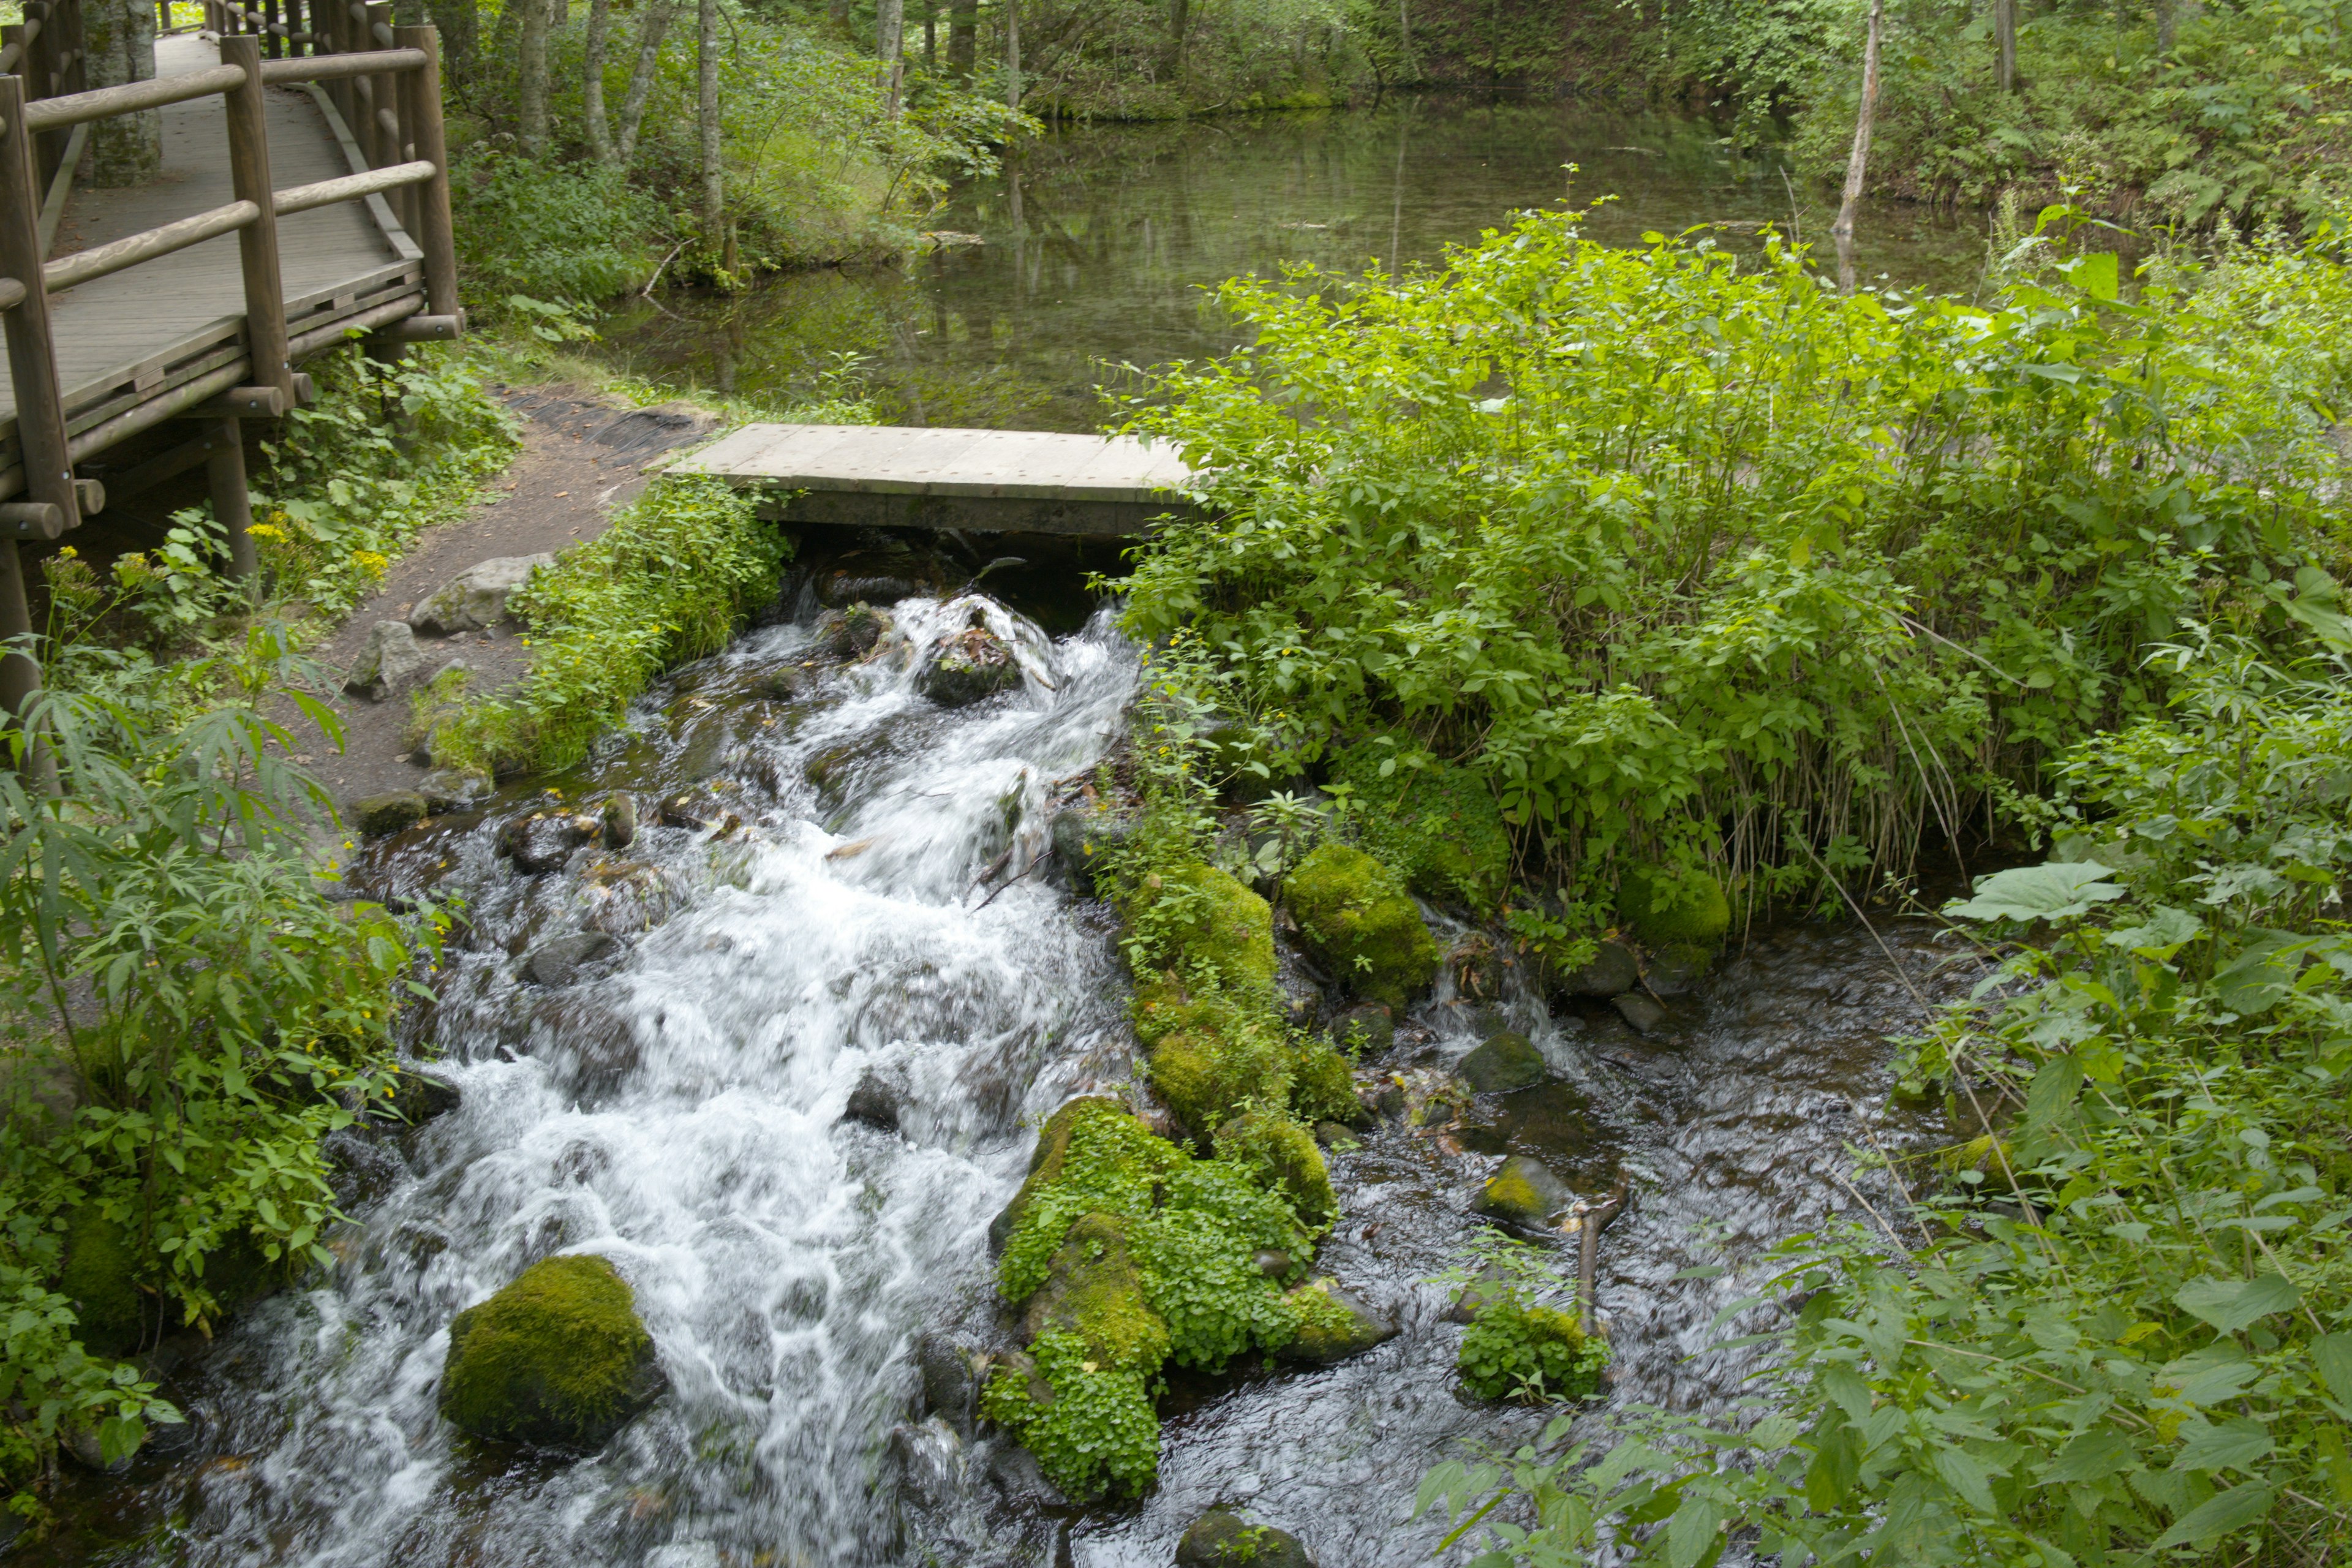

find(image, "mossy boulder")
[1214,1112,1337,1232]
[1281,1278,1396,1364]
[1049,797,1136,897]
[1476,1153,1568,1227]
[1177,1509,1317,1568]
[919,620,1023,707]
[439,1254,664,1449]
[1331,741,1513,911]
[1283,845,1439,1012]
[59,1208,145,1358]
[1457,1296,1605,1401]
[1327,1001,1394,1056]
[1123,862,1276,997]
[992,1097,1135,1248]
[1148,1022,1294,1140]
[1019,1213,1172,1376]
[1458,1030,1547,1095]
[1551,938,1640,999]
[1286,1037,1363,1126]
[1618,865,1732,949]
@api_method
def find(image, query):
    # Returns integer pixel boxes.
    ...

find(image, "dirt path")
[304,387,717,808]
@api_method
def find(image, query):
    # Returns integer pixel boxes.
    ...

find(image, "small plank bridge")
[679,423,1197,536]
[0,0,459,717]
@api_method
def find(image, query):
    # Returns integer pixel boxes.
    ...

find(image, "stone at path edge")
[410,554,557,636]
[349,791,428,838]
[342,620,432,702]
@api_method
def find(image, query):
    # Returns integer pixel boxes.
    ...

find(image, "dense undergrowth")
[1117,208,2352,919]
[1419,632,2352,1564]
[0,344,508,1527]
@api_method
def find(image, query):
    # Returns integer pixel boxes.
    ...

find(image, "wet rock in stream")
[918,616,1023,707]
[524,930,617,986]
[500,810,601,873]
[1476,1152,1569,1227]
[1458,1029,1547,1093]
[1177,1509,1316,1568]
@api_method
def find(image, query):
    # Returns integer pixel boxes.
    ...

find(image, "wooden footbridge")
[0,0,459,720]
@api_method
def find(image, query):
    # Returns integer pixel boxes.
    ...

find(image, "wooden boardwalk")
[678,423,1198,535]
[25,33,410,430]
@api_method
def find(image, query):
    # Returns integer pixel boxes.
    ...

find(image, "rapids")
[40,580,1958,1568]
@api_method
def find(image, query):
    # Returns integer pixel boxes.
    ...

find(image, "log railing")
[0,7,461,731]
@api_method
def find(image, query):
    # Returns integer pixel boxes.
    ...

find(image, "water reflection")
[594,95,1988,431]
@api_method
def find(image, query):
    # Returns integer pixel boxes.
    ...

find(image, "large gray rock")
[1615,993,1667,1035]
[1555,938,1640,998]
[410,554,555,635]
[344,619,432,701]
[525,932,617,987]
[1280,1280,1396,1363]
[1476,1153,1568,1227]
[350,791,429,839]
[918,619,1022,707]
[1459,1030,1547,1093]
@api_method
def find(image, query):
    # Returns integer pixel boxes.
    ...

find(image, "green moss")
[1286,1037,1362,1126]
[1148,1022,1295,1140]
[1284,844,1441,1011]
[1212,1112,1338,1233]
[1476,1153,1568,1226]
[439,1254,662,1449]
[59,1208,145,1359]
[1459,1031,1547,1094]
[1023,1213,1173,1375]
[998,1096,1139,1243]
[1456,1297,1608,1402]
[980,1330,1161,1500]
[1121,862,1275,998]
[999,1106,1186,1302]
[1332,742,1514,911]
[1617,864,1732,949]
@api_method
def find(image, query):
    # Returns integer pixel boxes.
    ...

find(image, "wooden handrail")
[24,62,244,130]
[260,47,423,83]
[271,157,430,215]
[43,198,258,292]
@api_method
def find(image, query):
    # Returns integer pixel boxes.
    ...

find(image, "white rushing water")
[179,598,1139,1567]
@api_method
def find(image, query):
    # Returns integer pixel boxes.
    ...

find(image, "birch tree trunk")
[1994,0,2016,90]
[84,0,161,187]
[878,0,905,119]
[582,0,615,161]
[518,0,553,153]
[615,0,677,161]
[1831,0,1884,243]
[698,0,723,240]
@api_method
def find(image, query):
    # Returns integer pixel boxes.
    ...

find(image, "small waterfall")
[172,599,1138,1567]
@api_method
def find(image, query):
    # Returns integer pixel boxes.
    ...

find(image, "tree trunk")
[519,0,552,154]
[2155,0,2175,50]
[1396,0,1413,79]
[948,0,976,78]
[1994,0,2016,90]
[1831,0,1884,246]
[1005,0,1020,110]
[428,0,478,92]
[83,0,161,187]
[924,0,936,69]
[829,0,849,31]
[1166,0,1188,75]
[699,0,722,240]
[583,0,615,160]
[878,0,904,119]
[615,0,678,161]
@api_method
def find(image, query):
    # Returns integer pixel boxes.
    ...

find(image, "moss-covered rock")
[1457,1296,1606,1401]
[59,1208,145,1359]
[1123,862,1276,997]
[1618,865,1732,949]
[1286,1037,1363,1126]
[992,1097,1136,1248]
[1284,845,1440,1011]
[1327,1001,1394,1057]
[1458,1031,1547,1095]
[1049,797,1136,897]
[1330,741,1513,911]
[1176,1509,1318,1568]
[1280,1278,1396,1364]
[1550,938,1640,999]
[1019,1213,1172,1375]
[1213,1112,1337,1232]
[1476,1153,1568,1227]
[439,1254,664,1449]
[1148,1023,1294,1141]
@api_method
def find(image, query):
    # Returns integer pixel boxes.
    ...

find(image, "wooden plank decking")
[5,32,421,464]
[677,423,1199,535]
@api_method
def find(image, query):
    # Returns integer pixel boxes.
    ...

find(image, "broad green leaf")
[2310,1333,2352,1402]
[2169,1417,2272,1476]
[2173,1273,2300,1333]
[2150,1482,2274,1549]
[1946,862,2122,924]
[2105,905,2202,955]
[2041,1427,2138,1484]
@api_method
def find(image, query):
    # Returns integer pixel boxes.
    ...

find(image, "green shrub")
[432,475,790,773]
[1284,844,1441,1011]
[1457,1297,1608,1403]
[450,150,663,305]
[1332,739,1514,911]
[980,1329,1161,1501]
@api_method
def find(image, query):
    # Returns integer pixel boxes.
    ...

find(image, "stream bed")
[24,538,1971,1568]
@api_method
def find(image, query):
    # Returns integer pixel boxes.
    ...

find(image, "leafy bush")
[1118,212,2352,905]
[430,475,790,774]
[1330,738,1513,911]
[1457,1298,1608,1403]
[0,627,435,1518]
[1416,630,2352,1564]
[450,149,665,305]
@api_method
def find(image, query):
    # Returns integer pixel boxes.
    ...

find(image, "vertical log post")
[0,76,80,752]
[262,0,281,55]
[367,1,394,177]
[207,422,259,582]
[218,35,291,587]
[399,22,458,315]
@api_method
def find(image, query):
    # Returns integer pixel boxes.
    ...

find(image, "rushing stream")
[32,548,1967,1567]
